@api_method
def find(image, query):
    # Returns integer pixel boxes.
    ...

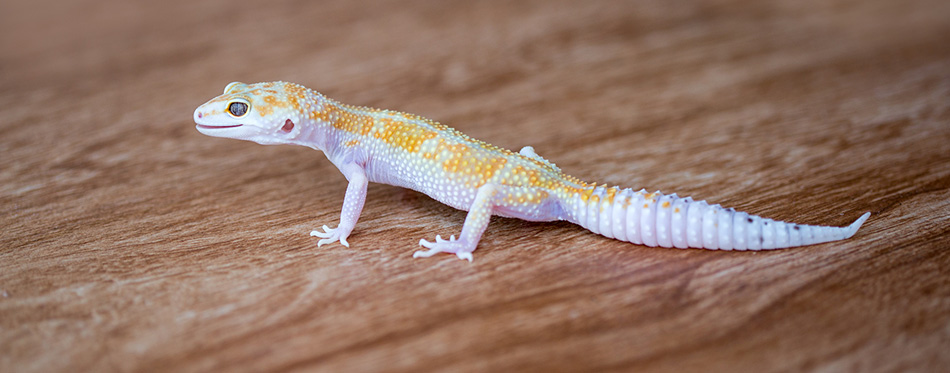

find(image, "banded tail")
[566,186,869,250]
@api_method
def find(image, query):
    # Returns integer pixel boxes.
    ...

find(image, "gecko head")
[194,81,310,145]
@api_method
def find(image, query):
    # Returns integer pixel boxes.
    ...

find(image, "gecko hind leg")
[414,184,498,262]
[519,146,540,158]
[519,146,560,172]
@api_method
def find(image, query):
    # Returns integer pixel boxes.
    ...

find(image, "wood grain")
[2,0,949,371]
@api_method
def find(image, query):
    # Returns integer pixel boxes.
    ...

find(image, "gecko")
[194,81,870,261]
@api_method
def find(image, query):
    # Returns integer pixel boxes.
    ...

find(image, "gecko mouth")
[197,124,243,129]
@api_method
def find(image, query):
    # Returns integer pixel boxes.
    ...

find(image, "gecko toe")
[413,249,438,258]
[311,225,334,238]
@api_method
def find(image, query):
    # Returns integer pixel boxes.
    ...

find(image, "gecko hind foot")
[413,235,474,262]
[310,225,350,247]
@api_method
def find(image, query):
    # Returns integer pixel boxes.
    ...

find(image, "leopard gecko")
[194,81,870,261]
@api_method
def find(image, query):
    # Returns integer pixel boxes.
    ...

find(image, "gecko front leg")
[414,184,499,261]
[311,162,367,247]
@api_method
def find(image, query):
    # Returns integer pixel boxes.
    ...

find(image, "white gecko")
[194,81,870,261]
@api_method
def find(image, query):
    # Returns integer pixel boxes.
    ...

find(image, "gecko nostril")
[197,112,203,118]
[281,119,295,133]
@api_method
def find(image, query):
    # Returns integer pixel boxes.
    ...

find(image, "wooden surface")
[2,0,949,371]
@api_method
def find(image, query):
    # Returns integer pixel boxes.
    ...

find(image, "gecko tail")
[844,212,871,239]
[566,186,869,251]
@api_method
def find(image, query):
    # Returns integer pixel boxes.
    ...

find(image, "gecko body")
[194,81,869,261]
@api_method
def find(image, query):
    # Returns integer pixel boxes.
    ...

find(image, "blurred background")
[2,0,948,372]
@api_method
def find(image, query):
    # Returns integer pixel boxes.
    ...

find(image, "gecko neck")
[294,92,358,164]
[292,91,337,152]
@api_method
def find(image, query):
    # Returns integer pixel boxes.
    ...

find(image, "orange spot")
[375,117,438,152]
[662,201,671,208]
[606,187,618,203]
[580,187,595,202]
[258,105,274,116]
[263,96,288,108]
[537,190,549,201]
[312,103,375,135]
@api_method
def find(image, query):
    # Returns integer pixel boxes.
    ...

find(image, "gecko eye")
[227,101,249,117]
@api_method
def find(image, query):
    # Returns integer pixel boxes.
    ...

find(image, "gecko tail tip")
[845,212,871,238]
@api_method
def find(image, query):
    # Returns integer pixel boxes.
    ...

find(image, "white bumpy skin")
[569,187,870,250]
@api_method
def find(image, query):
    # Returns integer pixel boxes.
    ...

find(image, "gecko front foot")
[413,235,474,262]
[310,225,351,247]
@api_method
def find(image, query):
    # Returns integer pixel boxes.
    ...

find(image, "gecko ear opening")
[281,119,295,133]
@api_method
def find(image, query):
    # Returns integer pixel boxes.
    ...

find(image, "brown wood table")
[2,0,949,371]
